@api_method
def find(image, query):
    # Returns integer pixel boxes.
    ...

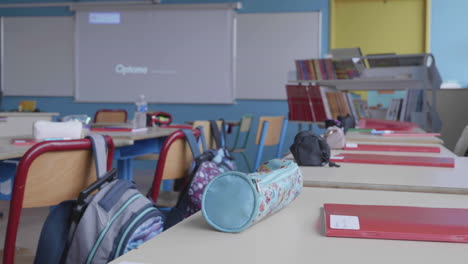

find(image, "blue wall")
[431,0,468,87]
[0,0,329,172]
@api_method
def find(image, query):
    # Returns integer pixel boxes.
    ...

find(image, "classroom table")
[111,187,468,264]
[299,140,468,194]
[0,126,178,181]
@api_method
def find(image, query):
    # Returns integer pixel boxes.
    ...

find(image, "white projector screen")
[75,8,236,103]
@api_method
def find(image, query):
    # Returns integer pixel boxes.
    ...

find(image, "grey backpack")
[34,135,164,264]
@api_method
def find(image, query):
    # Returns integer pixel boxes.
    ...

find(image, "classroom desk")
[111,187,468,264]
[0,112,59,137]
[301,153,468,194]
[88,126,178,180]
[0,126,177,181]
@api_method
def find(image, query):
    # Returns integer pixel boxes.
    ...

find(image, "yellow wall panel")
[331,0,428,55]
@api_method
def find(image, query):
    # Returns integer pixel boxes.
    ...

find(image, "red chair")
[94,109,128,123]
[3,137,114,264]
[149,129,200,207]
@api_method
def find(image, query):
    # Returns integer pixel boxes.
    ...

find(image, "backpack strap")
[87,134,108,179]
[197,126,208,153]
[209,120,223,149]
[182,129,201,159]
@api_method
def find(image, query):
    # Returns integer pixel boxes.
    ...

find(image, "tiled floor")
[0,169,155,264]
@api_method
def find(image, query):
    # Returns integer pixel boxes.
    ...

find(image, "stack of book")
[295,58,361,81]
[286,84,368,122]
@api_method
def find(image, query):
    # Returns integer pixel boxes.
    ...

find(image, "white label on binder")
[331,156,344,160]
[346,143,358,148]
[330,215,360,230]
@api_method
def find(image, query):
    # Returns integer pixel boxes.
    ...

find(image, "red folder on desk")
[344,143,441,153]
[324,203,468,243]
[330,153,454,168]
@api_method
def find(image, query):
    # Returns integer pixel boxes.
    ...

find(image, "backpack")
[324,126,345,149]
[337,114,356,133]
[164,126,236,229]
[34,135,165,264]
[289,130,340,167]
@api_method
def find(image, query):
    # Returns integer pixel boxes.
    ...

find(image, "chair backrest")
[454,125,468,156]
[231,114,254,150]
[255,116,286,146]
[192,120,222,149]
[253,116,288,171]
[149,129,201,203]
[94,109,128,123]
[3,137,115,264]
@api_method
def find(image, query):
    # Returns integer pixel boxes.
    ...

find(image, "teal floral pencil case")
[202,159,303,233]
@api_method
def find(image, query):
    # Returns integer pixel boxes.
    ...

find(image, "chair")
[253,116,288,171]
[94,109,128,123]
[3,137,114,264]
[454,125,468,156]
[229,114,254,171]
[149,129,201,207]
[191,120,222,150]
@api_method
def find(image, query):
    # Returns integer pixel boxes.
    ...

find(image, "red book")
[306,85,327,122]
[90,127,148,133]
[344,143,441,153]
[286,85,314,122]
[358,118,418,131]
[330,153,454,168]
[324,203,468,243]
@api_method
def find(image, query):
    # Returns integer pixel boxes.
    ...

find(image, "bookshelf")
[289,53,442,132]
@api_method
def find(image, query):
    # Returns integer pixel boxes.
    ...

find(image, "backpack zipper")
[114,206,163,258]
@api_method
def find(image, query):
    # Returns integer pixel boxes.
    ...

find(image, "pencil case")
[202,159,303,233]
[33,120,83,140]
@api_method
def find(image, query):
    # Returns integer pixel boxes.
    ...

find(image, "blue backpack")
[34,135,164,264]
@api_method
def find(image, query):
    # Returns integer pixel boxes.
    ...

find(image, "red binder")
[324,203,468,243]
[330,153,454,168]
[343,143,441,153]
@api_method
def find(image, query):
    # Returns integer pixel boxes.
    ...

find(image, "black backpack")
[289,131,339,167]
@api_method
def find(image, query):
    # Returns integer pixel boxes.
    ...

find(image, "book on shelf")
[332,59,360,79]
[286,84,327,122]
[294,58,338,81]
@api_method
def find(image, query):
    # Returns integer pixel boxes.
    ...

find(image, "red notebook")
[343,143,441,153]
[381,132,441,137]
[324,203,468,243]
[330,153,454,168]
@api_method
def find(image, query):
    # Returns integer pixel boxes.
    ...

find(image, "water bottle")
[134,94,148,129]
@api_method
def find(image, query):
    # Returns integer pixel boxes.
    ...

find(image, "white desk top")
[0,127,176,160]
[111,187,468,264]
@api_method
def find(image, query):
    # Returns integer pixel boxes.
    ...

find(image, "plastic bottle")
[134,94,148,129]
